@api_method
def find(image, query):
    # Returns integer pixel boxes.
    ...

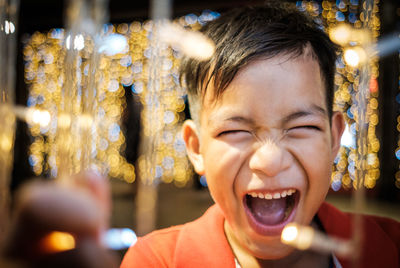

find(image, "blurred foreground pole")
[136,0,172,236]
[57,0,108,181]
[352,0,374,266]
[0,0,19,240]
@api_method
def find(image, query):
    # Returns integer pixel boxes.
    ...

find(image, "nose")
[248,139,290,177]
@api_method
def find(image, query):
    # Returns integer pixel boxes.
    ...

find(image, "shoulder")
[120,225,183,268]
[318,202,400,268]
[318,201,400,242]
[364,213,400,241]
[357,211,400,268]
[362,214,400,256]
[120,204,235,268]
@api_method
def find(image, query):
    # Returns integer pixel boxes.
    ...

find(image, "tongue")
[250,196,286,225]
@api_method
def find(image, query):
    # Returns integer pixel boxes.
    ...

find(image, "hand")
[1,172,118,268]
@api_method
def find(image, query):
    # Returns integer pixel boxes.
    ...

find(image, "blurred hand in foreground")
[1,171,118,268]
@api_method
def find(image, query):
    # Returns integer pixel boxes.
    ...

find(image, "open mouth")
[244,189,299,236]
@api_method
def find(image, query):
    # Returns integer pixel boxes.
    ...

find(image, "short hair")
[180,2,338,124]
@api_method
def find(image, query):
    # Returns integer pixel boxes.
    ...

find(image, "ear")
[330,111,345,159]
[182,120,205,175]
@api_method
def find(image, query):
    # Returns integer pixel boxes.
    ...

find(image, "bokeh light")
[23,10,220,186]
[301,0,381,190]
[24,4,382,190]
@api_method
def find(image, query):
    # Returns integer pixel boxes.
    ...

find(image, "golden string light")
[23,11,217,185]
[298,0,381,190]
[24,27,135,182]
[24,2,382,191]
[134,19,190,186]
[134,12,216,187]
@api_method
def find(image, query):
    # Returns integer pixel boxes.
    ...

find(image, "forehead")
[202,46,323,100]
[201,54,327,124]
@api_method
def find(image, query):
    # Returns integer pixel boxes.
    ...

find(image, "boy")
[121,3,400,268]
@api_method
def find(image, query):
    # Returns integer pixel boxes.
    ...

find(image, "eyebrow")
[282,105,327,124]
[207,105,327,127]
[207,115,256,127]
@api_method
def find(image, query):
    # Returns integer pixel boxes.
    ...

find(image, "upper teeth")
[249,189,296,199]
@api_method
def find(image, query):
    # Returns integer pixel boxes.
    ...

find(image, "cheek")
[292,138,333,221]
[297,139,333,185]
[292,134,333,167]
[202,141,247,213]
[203,140,246,177]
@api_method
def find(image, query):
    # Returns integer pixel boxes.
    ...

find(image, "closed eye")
[286,125,322,137]
[291,125,321,131]
[217,130,250,137]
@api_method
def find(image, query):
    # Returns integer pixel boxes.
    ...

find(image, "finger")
[72,171,111,226]
[15,181,103,236]
[32,239,118,268]
[4,180,105,259]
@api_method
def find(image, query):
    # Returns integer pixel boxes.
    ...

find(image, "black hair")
[180,2,338,120]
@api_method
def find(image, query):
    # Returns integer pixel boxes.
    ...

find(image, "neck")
[257,250,330,268]
[224,220,331,268]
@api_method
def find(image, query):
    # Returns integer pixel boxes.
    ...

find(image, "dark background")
[10,0,400,259]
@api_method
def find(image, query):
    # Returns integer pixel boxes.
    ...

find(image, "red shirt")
[121,202,400,268]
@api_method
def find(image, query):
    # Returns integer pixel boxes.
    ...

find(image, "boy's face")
[183,54,344,259]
